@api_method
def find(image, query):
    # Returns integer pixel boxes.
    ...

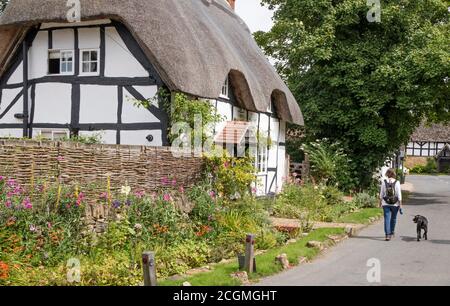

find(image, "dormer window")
[48,50,74,75]
[220,76,229,99]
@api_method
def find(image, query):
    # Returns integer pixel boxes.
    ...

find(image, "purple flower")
[22,197,33,210]
[0,176,4,181]
[112,200,121,209]
[7,178,17,188]
[161,177,170,186]
[125,199,132,207]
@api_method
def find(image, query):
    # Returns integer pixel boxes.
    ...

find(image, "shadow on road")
[401,236,450,245]
[405,192,449,206]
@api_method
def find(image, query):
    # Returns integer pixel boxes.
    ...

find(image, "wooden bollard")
[244,234,255,274]
[142,251,157,286]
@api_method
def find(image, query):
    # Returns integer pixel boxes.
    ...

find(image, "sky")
[235,0,274,33]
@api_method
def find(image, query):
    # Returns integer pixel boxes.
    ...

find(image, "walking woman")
[379,168,402,241]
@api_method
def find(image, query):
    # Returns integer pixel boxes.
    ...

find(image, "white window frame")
[47,49,75,75]
[39,130,69,141]
[80,49,100,76]
[256,145,268,174]
[220,76,229,99]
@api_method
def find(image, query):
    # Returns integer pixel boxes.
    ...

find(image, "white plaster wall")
[29,31,48,80]
[0,88,23,124]
[215,100,233,134]
[121,130,162,146]
[33,84,71,124]
[52,29,74,50]
[277,144,287,193]
[78,28,101,49]
[122,86,159,123]
[7,62,23,85]
[104,27,149,78]
[79,130,116,144]
[79,85,117,123]
[268,118,279,169]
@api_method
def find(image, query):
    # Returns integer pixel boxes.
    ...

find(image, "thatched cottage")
[405,123,450,169]
[0,0,303,195]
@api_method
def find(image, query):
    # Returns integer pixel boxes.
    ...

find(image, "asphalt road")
[257,175,450,286]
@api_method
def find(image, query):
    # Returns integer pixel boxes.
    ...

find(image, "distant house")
[0,0,303,195]
[405,123,450,169]
[407,124,450,158]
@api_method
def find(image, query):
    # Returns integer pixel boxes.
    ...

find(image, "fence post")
[142,251,157,286]
[244,234,255,274]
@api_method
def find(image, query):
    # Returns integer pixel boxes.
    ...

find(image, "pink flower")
[0,176,4,181]
[135,190,146,199]
[99,192,108,200]
[209,191,216,199]
[76,192,85,206]
[57,156,65,162]
[161,177,169,186]
[29,225,37,232]
[179,186,185,194]
[172,179,177,187]
[163,194,172,202]
[251,187,257,194]
[7,178,17,188]
[22,197,33,210]
[47,222,53,229]
[224,161,230,168]
[5,200,12,208]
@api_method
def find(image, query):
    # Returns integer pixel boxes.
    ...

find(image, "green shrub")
[352,192,378,209]
[410,158,438,174]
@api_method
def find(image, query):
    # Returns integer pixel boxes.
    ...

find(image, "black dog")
[413,215,428,241]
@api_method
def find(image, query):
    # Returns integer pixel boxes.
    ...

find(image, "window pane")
[90,62,98,72]
[61,63,67,73]
[67,62,73,72]
[82,51,90,61]
[90,51,98,61]
[82,63,90,73]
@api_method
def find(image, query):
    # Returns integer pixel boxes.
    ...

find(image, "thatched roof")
[411,123,450,142]
[0,0,303,125]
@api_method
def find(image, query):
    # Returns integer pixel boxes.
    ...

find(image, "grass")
[159,227,344,286]
[337,208,382,224]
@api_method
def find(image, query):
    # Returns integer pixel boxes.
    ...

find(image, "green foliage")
[351,192,379,209]
[205,155,256,201]
[256,0,450,188]
[139,91,223,145]
[302,140,357,191]
[410,158,438,174]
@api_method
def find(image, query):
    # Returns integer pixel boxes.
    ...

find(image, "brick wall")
[0,140,204,192]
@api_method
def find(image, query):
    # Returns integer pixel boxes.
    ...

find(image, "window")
[39,130,69,141]
[81,49,99,75]
[48,50,74,75]
[220,76,229,99]
[257,146,268,173]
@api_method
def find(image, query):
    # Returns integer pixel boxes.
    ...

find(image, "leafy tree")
[0,0,8,15]
[255,0,449,187]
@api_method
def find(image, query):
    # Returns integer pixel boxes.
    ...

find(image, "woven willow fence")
[0,140,204,192]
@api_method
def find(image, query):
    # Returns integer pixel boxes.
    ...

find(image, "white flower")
[121,185,131,196]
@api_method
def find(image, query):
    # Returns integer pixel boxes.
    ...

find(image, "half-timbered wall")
[0,19,168,146]
[406,141,450,157]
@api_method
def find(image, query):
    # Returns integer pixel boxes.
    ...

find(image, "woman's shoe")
[385,235,391,241]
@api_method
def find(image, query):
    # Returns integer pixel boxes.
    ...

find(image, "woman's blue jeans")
[383,206,399,236]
